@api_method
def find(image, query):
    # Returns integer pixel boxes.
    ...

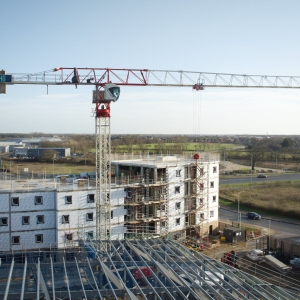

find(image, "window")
[161,221,166,228]
[65,233,73,241]
[213,166,217,173]
[86,231,93,239]
[12,236,20,245]
[34,196,43,205]
[200,213,204,220]
[175,186,180,194]
[200,183,204,190]
[199,168,204,176]
[35,234,43,243]
[210,181,214,188]
[11,197,19,206]
[176,218,180,226]
[65,196,72,204]
[62,215,70,224]
[175,202,181,210]
[0,217,8,226]
[22,216,30,225]
[210,210,214,218]
[213,195,216,203]
[111,210,114,219]
[176,169,181,177]
[87,194,95,203]
[37,215,44,224]
[86,213,93,221]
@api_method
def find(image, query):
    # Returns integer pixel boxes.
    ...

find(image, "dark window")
[34,196,43,205]
[87,194,95,203]
[35,234,43,243]
[65,196,72,204]
[176,170,181,177]
[11,197,19,206]
[213,195,216,202]
[111,210,113,219]
[175,202,181,210]
[12,236,20,244]
[22,216,30,225]
[86,213,93,221]
[66,233,73,241]
[210,181,214,188]
[86,231,93,239]
[213,166,217,173]
[0,217,8,226]
[37,215,44,224]
[176,218,180,225]
[62,215,70,224]
[175,186,180,194]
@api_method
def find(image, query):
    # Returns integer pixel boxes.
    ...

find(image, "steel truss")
[0,238,298,300]
[8,67,300,88]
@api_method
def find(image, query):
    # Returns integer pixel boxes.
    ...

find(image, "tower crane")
[1,67,300,240]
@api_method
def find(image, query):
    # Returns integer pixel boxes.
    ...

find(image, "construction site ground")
[183,237,300,294]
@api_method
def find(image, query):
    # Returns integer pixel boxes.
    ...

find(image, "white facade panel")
[0,194,9,212]
[0,213,10,232]
[0,233,10,251]
[10,211,55,231]
[10,229,56,251]
[10,192,55,212]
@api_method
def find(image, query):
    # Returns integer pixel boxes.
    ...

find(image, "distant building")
[27,148,70,158]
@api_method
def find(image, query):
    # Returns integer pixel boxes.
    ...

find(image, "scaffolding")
[184,160,210,242]
[124,178,168,238]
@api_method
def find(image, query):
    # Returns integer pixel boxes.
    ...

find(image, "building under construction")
[0,153,218,251]
[110,153,219,242]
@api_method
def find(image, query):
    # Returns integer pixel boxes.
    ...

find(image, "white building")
[0,154,219,251]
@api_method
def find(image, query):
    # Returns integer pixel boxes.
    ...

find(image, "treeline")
[223,137,300,170]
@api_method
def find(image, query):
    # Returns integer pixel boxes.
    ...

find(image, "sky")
[1,0,300,135]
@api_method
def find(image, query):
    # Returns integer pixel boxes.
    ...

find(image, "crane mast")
[93,84,120,240]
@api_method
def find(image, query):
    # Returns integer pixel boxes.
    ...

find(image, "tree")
[245,138,268,170]
[281,138,293,148]
[38,150,60,162]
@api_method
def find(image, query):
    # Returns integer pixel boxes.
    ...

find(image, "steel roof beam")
[75,257,88,300]
[20,258,27,300]
[3,258,14,300]
[109,241,150,299]
[133,239,212,300]
[127,240,191,299]
[159,239,246,300]
[165,240,259,299]
[62,256,72,300]
[86,256,103,300]
[145,239,221,299]
[96,240,139,300]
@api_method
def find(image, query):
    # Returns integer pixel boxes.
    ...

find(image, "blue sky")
[1,0,300,135]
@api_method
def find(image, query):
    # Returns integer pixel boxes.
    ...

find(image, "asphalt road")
[220,173,300,185]
[219,207,300,238]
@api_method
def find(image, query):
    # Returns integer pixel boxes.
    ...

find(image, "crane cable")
[193,88,202,142]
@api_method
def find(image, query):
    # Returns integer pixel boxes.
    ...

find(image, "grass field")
[219,181,300,219]
[5,161,95,176]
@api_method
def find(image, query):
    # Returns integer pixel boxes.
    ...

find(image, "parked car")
[246,212,261,220]
[257,174,267,178]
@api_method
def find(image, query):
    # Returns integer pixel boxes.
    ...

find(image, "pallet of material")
[264,255,292,273]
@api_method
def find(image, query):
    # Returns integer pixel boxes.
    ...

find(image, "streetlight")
[53,154,56,181]
[237,191,244,229]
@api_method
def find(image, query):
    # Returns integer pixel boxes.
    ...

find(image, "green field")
[219,180,300,219]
